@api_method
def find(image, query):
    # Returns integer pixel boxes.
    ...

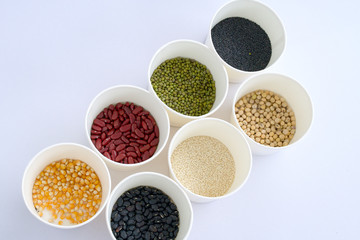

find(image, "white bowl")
[22,143,111,229]
[85,85,170,171]
[205,0,286,82]
[106,172,193,239]
[168,118,252,203]
[231,73,313,155]
[148,39,228,127]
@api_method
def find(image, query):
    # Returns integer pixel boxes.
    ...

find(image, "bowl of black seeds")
[106,172,193,240]
[148,39,228,127]
[205,0,286,82]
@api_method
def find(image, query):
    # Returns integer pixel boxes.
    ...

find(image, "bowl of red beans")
[85,85,170,170]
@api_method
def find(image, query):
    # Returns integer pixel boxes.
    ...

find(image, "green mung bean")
[151,57,216,116]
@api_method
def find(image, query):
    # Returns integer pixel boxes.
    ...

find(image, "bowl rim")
[85,84,170,168]
[167,117,253,201]
[22,142,112,229]
[147,39,229,120]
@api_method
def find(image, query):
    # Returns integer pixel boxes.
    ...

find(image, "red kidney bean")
[92,125,102,131]
[121,136,129,143]
[150,138,159,146]
[123,106,131,115]
[132,106,143,115]
[107,129,115,136]
[109,143,116,151]
[145,119,153,130]
[115,103,122,110]
[127,152,137,158]
[136,139,147,145]
[135,129,144,138]
[104,151,111,159]
[116,144,126,151]
[113,139,123,145]
[95,138,102,150]
[149,146,157,156]
[91,130,101,135]
[126,146,135,152]
[94,118,105,127]
[90,101,160,164]
[154,125,159,138]
[128,157,134,164]
[148,132,155,143]
[131,123,137,133]
[129,113,135,123]
[115,153,126,162]
[111,131,122,140]
[140,144,150,152]
[91,135,99,140]
[141,121,148,130]
[111,110,118,120]
[113,119,120,129]
[101,132,106,140]
[102,137,111,146]
[96,111,104,119]
[142,151,150,161]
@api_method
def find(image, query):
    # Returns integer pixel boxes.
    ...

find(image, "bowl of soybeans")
[168,118,252,203]
[22,143,111,229]
[231,73,313,155]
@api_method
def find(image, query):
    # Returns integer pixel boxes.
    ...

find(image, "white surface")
[1,0,359,239]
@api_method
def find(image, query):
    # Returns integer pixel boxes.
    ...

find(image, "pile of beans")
[32,159,102,225]
[110,186,179,240]
[211,17,272,72]
[171,136,235,197]
[90,102,159,164]
[235,90,296,147]
[150,57,216,116]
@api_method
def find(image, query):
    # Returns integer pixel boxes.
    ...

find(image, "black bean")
[110,186,179,239]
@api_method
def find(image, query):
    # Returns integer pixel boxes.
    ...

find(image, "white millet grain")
[170,136,235,197]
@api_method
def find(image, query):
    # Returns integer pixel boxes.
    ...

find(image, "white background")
[1,0,360,239]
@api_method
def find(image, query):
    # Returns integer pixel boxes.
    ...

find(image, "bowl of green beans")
[148,39,229,127]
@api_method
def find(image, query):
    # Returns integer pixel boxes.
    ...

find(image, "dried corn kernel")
[32,159,102,225]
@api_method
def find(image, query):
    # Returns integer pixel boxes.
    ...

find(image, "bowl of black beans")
[106,172,193,240]
[205,0,286,82]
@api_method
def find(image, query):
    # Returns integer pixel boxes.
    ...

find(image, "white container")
[231,73,313,155]
[22,143,111,229]
[168,118,252,203]
[148,39,229,127]
[85,85,170,171]
[205,0,286,82]
[106,172,193,239]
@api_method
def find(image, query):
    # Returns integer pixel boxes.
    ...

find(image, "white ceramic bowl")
[22,143,111,229]
[205,0,286,82]
[106,172,193,239]
[85,85,170,171]
[168,118,252,203]
[148,39,228,127]
[231,73,313,155]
